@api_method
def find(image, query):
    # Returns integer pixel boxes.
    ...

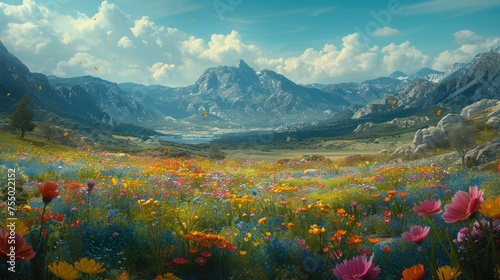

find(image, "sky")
[1,0,499,87]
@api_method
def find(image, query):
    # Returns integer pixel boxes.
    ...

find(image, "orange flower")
[188,246,199,254]
[347,234,363,245]
[384,197,391,202]
[383,247,391,253]
[402,264,425,280]
[336,230,347,236]
[367,238,380,244]
[39,181,60,204]
[399,192,408,198]
[387,190,397,196]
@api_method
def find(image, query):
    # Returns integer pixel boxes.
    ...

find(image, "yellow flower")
[479,196,500,219]
[239,250,247,255]
[48,261,81,280]
[252,241,260,247]
[74,258,106,274]
[436,266,462,280]
[22,205,32,212]
[258,217,267,225]
[0,220,30,235]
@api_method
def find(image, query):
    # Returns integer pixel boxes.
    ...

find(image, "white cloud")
[403,0,500,15]
[117,36,133,48]
[149,62,176,82]
[373,27,399,37]
[256,33,382,83]
[382,41,431,74]
[433,30,500,70]
[0,1,498,87]
[453,30,484,45]
[2,22,51,54]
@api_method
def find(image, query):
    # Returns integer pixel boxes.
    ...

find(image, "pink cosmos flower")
[332,254,380,280]
[413,199,442,217]
[401,225,430,244]
[442,186,484,223]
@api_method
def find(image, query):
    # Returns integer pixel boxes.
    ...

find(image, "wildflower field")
[1,133,499,280]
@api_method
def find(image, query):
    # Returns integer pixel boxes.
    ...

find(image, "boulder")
[436,113,465,133]
[461,99,499,118]
[464,142,500,167]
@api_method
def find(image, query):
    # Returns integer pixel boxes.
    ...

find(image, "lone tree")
[448,125,476,167]
[9,95,36,137]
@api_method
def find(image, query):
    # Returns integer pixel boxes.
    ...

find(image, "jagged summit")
[235,59,253,70]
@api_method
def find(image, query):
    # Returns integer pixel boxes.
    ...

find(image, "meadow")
[1,132,499,280]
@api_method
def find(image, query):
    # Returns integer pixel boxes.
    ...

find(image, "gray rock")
[414,143,428,153]
[465,142,500,166]
[461,99,499,118]
[436,113,465,133]
[486,116,500,129]
[411,127,447,153]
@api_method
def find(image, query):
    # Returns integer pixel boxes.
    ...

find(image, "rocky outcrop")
[394,99,500,154]
[464,142,500,168]
[461,99,499,118]
[354,116,429,133]
[411,127,447,153]
[436,114,465,132]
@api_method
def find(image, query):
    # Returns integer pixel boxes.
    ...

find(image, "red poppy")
[70,220,81,228]
[200,251,212,258]
[227,243,237,252]
[195,257,207,266]
[0,230,36,260]
[173,257,189,264]
[54,214,65,223]
[39,181,60,204]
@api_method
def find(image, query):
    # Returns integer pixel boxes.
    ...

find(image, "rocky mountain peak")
[235,59,253,71]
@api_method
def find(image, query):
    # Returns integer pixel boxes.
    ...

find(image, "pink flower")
[401,226,430,244]
[332,254,380,280]
[442,186,484,223]
[413,199,442,217]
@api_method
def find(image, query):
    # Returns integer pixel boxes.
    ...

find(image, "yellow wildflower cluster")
[272,183,299,193]
[182,231,229,247]
[315,199,331,213]
[228,195,255,204]
[137,198,160,206]
[308,224,326,235]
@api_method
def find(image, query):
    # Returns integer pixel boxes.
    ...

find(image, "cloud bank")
[0,1,498,86]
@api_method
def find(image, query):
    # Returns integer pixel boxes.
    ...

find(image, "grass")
[1,127,499,280]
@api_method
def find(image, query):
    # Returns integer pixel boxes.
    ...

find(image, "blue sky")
[1,0,499,86]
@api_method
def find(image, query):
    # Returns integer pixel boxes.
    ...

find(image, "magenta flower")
[401,225,430,244]
[413,199,442,217]
[442,186,484,223]
[332,254,380,280]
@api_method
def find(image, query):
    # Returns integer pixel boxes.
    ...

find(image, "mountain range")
[1,39,499,143]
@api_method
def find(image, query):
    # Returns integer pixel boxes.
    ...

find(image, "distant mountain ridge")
[1,39,499,142]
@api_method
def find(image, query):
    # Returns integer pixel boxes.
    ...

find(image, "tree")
[448,125,476,167]
[9,96,36,137]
